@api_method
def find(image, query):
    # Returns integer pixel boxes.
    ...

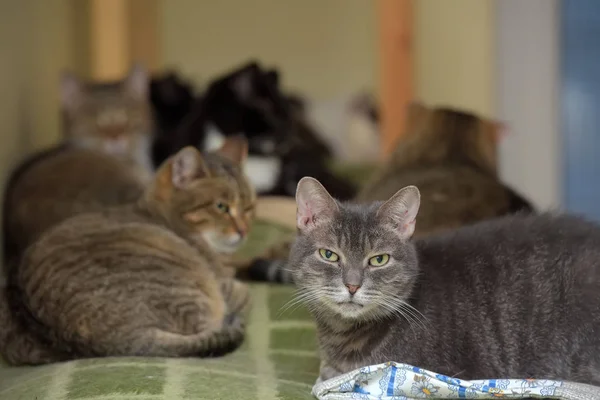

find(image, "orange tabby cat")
[1,146,251,365]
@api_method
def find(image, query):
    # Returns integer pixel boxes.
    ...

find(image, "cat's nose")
[345,284,360,295]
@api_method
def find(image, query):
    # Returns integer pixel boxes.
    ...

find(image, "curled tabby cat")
[0,146,251,365]
[3,65,155,270]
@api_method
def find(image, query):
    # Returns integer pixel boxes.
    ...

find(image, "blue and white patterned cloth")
[313,362,600,400]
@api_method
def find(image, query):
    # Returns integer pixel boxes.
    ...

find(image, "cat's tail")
[237,258,295,284]
[0,286,67,365]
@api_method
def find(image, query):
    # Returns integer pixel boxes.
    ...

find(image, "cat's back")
[416,212,600,281]
[8,146,145,205]
[4,146,146,261]
[362,166,529,237]
[19,209,212,288]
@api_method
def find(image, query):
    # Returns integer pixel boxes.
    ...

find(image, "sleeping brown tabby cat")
[356,102,534,238]
[3,65,155,270]
[0,146,251,365]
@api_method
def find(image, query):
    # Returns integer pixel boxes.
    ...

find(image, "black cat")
[149,61,357,200]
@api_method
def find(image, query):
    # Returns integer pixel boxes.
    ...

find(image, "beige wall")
[0,0,75,269]
[160,0,495,111]
[414,0,495,117]
[159,0,378,99]
[0,0,498,166]
[0,0,75,170]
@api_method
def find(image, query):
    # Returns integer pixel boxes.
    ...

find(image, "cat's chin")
[331,301,370,320]
[200,231,245,254]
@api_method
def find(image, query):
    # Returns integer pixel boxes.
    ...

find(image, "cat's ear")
[230,67,259,102]
[490,120,509,143]
[217,135,248,165]
[405,101,430,132]
[124,63,148,100]
[349,92,376,114]
[295,177,338,231]
[264,69,280,87]
[60,71,84,112]
[171,146,210,188]
[377,186,421,240]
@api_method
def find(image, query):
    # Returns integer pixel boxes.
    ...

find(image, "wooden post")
[89,0,130,81]
[79,0,161,80]
[377,0,413,156]
[129,0,161,73]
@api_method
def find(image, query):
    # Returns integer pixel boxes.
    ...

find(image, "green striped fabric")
[0,284,319,400]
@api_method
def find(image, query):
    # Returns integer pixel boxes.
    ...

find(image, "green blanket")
[0,284,319,400]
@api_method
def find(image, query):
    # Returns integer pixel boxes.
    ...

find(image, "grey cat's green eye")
[368,254,390,267]
[319,248,339,262]
[216,202,230,213]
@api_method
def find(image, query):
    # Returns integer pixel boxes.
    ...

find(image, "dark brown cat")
[356,102,534,238]
[0,146,251,365]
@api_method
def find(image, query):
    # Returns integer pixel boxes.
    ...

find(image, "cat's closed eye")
[215,202,230,213]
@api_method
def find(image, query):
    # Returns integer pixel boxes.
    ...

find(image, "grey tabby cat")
[0,146,250,365]
[291,177,600,385]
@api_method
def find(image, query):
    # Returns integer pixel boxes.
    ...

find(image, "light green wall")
[159,0,378,99]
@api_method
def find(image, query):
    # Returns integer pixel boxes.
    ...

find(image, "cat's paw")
[222,312,244,331]
[319,361,343,382]
[220,279,251,316]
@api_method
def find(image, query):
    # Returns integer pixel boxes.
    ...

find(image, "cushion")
[0,284,319,400]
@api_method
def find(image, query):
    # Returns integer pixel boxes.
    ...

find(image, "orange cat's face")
[60,65,152,164]
[146,139,253,254]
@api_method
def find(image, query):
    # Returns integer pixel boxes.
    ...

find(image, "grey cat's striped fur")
[0,146,251,365]
[291,177,600,385]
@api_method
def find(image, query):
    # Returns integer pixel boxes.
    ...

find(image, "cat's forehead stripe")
[332,205,378,251]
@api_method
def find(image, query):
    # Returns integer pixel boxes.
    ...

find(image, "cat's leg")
[196,279,250,357]
[220,278,251,317]
[317,359,345,385]
[139,282,249,358]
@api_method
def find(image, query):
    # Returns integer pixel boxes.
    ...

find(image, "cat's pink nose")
[345,284,360,295]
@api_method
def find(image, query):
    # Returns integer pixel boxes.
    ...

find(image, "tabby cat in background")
[0,146,251,365]
[3,65,154,270]
[291,177,600,385]
[357,102,534,238]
